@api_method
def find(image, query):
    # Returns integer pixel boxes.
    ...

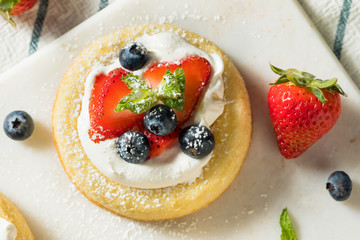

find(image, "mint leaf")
[115,68,185,113]
[115,74,158,114]
[115,89,158,114]
[158,69,185,99]
[280,208,298,240]
[122,74,151,90]
[158,68,185,111]
[161,97,185,112]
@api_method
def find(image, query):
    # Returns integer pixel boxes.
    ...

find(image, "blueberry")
[144,104,177,136]
[115,131,150,164]
[326,171,352,201]
[119,42,149,71]
[179,125,215,159]
[3,111,34,141]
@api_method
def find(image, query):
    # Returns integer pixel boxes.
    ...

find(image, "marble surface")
[0,0,359,239]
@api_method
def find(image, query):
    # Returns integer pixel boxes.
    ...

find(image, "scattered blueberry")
[144,104,177,136]
[178,125,215,159]
[119,42,149,71]
[326,171,352,201]
[115,131,150,164]
[3,111,34,141]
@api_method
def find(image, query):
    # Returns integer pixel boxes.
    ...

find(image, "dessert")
[0,193,34,240]
[53,24,252,221]
[268,65,346,159]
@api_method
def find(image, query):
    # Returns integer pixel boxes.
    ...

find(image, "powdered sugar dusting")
[76,32,225,189]
[53,23,241,229]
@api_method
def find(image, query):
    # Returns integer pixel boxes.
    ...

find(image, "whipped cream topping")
[77,32,225,189]
[0,218,17,240]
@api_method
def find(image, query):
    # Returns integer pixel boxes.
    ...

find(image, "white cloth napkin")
[0,0,359,88]
[0,0,115,72]
[298,0,360,88]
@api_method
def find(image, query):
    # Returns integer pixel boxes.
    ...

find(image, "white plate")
[0,0,360,239]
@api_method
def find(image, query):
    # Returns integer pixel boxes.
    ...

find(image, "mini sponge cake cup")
[0,193,34,240]
[52,24,252,221]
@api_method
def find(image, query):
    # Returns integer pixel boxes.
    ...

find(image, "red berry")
[144,56,211,125]
[89,68,143,142]
[268,84,341,159]
[267,65,345,159]
[0,0,37,28]
[88,56,212,159]
[10,0,37,15]
[141,126,182,159]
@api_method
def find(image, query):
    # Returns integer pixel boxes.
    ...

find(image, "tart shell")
[0,193,34,240]
[52,24,252,221]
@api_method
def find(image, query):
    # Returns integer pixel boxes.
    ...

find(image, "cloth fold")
[298,0,360,88]
[0,0,113,71]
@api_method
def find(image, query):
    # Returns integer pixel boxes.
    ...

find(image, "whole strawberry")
[268,65,346,159]
[0,0,37,28]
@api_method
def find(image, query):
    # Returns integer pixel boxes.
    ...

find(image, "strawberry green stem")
[0,10,16,28]
[269,64,347,103]
[0,0,21,28]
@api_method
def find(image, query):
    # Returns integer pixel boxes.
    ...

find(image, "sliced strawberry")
[141,127,182,159]
[88,56,212,160]
[144,56,211,125]
[89,73,107,128]
[89,68,144,142]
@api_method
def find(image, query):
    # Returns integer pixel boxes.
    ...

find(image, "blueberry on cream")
[179,125,215,159]
[119,42,149,71]
[144,104,177,136]
[116,131,150,164]
[77,32,225,189]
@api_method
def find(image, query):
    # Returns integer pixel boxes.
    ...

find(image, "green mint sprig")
[280,208,298,240]
[115,68,185,114]
[158,68,185,111]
